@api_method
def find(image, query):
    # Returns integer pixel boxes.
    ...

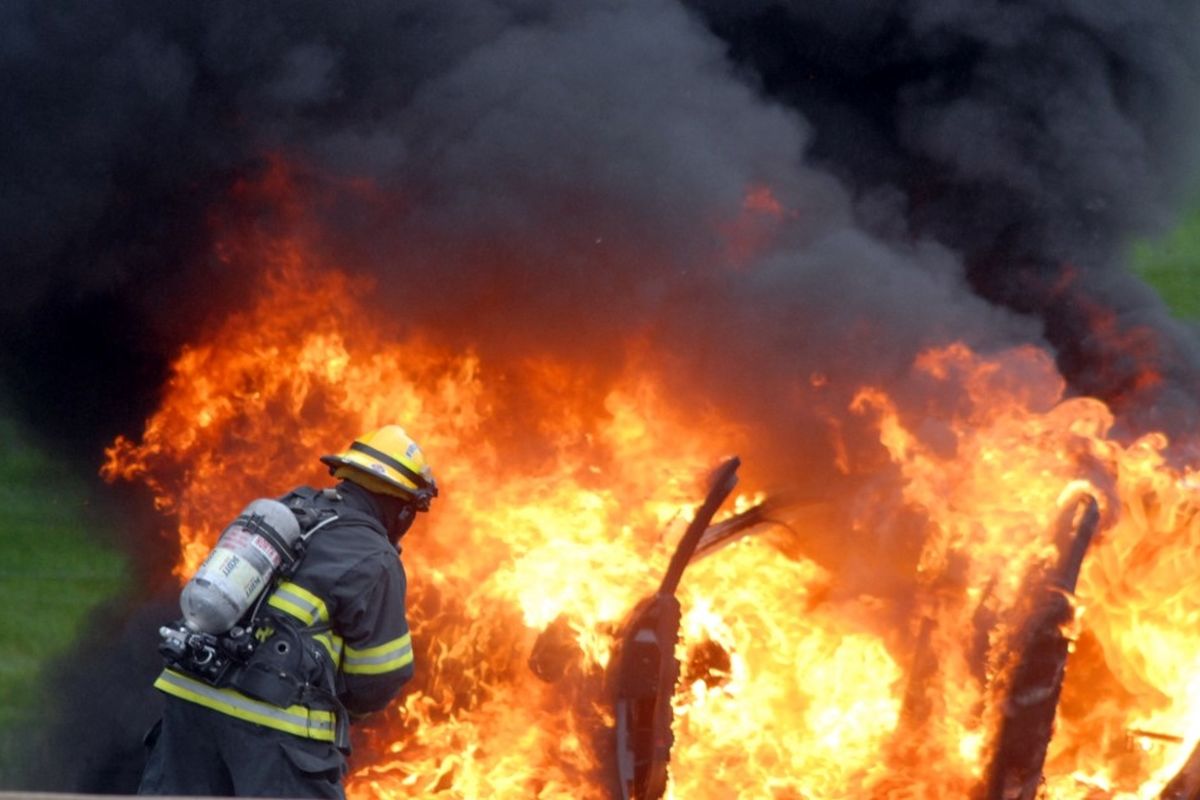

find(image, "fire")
[845,342,1200,798]
[103,200,1200,796]
[102,238,873,795]
[720,183,793,268]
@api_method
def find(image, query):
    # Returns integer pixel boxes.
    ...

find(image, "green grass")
[0,415,129,775]
[1133,203,1200,320]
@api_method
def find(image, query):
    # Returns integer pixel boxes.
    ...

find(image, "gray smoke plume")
[3,0,1198,458]
[687,0,1200,432]
[4,0,1200,792]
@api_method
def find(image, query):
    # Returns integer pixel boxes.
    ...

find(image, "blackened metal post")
[607,457,740,800]
[982,494,1100,800]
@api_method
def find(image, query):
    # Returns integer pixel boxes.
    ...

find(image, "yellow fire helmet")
[320,425,438,510]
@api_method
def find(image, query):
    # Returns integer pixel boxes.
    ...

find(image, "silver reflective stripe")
[343,634,414,675]
[332,634,344,667]
[268,581,328,625]
[155,669,336,740]
[313,632,344,666]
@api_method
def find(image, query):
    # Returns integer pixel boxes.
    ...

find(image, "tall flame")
[103,203,1200,798]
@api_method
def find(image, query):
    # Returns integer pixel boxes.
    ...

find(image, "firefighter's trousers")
[138,695,346,798]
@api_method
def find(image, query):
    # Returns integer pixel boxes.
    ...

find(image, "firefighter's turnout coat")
[139,484,414,799]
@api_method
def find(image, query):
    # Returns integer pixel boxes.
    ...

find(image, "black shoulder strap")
[262,487,339,587]
[283,485,390,537]
[280,486,331,533]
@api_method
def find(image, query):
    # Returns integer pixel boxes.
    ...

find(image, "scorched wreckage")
[6,1,1200,799]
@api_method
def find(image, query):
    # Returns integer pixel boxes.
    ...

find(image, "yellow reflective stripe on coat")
[268,581,329,626]
[154,669,336,741]
[313,632,344,666]
[343,633,413,675]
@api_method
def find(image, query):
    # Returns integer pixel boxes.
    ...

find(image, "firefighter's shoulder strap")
[280,486,340,546]
[279,485,386,546]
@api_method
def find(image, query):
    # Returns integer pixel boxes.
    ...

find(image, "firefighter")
[138,425,437,799]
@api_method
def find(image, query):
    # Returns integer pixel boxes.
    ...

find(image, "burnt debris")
[982,494,1101,800]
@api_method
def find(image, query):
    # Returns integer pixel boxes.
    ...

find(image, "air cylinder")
[180,499,302,634]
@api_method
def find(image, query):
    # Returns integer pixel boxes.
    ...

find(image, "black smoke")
[4,1,1199,454]
[2,1,1198,465]
[687,0,1200,431]
[3,0,1200,792]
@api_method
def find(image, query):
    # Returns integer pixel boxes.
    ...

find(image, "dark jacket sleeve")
[332,552,414,716]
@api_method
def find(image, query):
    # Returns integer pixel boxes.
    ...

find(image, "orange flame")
[103,182,1200,798]
[719,183,793,268]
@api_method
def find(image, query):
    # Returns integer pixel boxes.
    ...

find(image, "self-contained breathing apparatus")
[157,488,341,689]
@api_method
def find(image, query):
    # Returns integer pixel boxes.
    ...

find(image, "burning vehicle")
[5,2,1200,798]
[88,252,1200,799]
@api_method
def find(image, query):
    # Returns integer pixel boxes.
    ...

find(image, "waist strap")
[154,668,338,742]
